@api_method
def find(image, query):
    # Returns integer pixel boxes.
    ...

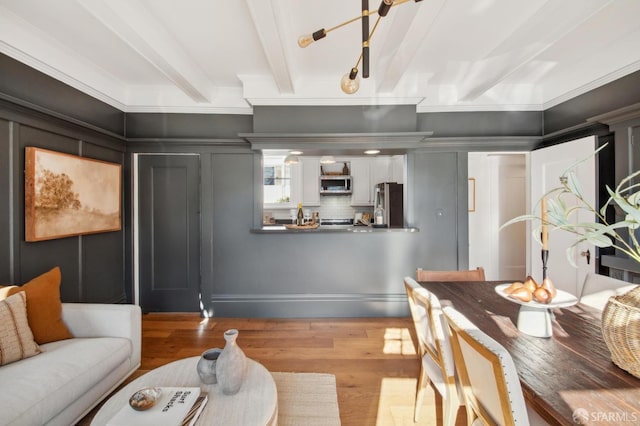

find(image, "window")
[263,154,292,205]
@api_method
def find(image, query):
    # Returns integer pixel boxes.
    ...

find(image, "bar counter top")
[251,225,419,234]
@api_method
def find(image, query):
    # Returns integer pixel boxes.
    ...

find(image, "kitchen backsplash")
[266,195,373,223]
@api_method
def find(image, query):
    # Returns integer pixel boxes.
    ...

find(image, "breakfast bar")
[251,225,419,234]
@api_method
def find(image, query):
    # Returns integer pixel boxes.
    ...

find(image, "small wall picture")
[25,147,122,241]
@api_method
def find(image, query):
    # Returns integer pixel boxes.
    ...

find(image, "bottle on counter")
[296,203,304,226]
[374,205,385,226]
[373,187,385,226]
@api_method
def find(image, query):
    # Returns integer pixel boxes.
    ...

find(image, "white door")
[530,136,596,296]
[469,153,526,281]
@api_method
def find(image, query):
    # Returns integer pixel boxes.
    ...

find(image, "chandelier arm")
[362,0,369,78]
[325,14,369,34]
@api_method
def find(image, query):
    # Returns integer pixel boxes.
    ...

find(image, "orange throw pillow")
[7,267,72,344]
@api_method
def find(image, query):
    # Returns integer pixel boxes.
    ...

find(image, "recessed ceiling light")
[364,149,380,155]
[290,150,303,155]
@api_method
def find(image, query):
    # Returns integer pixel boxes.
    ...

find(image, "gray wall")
[127,143,466,317]
[0,98,126,302]
[3,51,640,316]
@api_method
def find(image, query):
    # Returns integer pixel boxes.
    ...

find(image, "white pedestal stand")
[517,305,553,338]
[495,283,578,339]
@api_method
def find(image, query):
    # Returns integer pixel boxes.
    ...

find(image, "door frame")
[133,152,201,308]
[468,151,528,281]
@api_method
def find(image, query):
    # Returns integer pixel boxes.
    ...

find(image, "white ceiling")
[1,0,639,115]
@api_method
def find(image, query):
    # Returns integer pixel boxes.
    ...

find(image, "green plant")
[501,147,640,266]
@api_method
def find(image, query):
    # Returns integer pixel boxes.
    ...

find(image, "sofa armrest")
[61,303,141,369]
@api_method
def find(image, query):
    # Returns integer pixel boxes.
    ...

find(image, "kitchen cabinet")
[370,157,391,187]
[301,157,321,205]
[350,158,372,205]
[350,156,401,205]
[390,155,405,184]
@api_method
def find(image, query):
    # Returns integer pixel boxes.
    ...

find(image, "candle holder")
[542,248,549,280]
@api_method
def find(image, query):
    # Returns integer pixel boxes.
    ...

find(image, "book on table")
[106,387,208,426]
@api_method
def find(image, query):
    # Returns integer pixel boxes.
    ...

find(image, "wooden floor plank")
[78,314,465,426]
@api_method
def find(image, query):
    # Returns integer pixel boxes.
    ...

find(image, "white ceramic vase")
[215,329,248,395]
[197,347,222,384]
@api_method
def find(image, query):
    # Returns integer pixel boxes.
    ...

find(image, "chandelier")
[298,0,423,94]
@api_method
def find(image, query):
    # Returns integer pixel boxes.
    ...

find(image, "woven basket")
[602,285,640,379]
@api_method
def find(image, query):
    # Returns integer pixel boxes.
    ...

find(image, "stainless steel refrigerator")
[374,182,404,228]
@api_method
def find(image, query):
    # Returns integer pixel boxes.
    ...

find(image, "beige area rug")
[272,372,341,426]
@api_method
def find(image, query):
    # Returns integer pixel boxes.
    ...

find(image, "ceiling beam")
[375,0,445,93]
[244,0,294,95]
[457,0,614,102]
[77,0,214,103]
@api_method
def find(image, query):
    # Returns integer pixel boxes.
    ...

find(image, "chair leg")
[414,364,429,422]
[443,391,459,426]
[465,405,477,426]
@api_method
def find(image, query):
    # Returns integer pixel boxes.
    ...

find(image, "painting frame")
[25,147,122,241]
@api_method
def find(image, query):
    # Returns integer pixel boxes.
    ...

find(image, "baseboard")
[207,293,410,318]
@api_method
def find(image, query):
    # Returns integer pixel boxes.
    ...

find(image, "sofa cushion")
[0,336,132,425]
[0,285,18,299]
[5,267,72,344]
[0,292,40,366]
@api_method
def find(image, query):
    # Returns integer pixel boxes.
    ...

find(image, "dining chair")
[416,267,486,282]
[443,305,546,426]
[579,272,638,312]
[403,277,463,425]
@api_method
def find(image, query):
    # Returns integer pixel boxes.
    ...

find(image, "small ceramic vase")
[216,329,248,395]
[197,348,222,384]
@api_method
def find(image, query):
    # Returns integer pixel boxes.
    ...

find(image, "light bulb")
[298,34,314,48]
[340,67,360,94]
[320,156,336,164]
[298,29,326,48]
[284,155,299,165]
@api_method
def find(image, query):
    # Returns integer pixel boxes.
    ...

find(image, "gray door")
[138,154,201,312]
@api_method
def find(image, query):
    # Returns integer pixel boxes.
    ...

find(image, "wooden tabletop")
[419,280,640,426]
[91,357,277,426]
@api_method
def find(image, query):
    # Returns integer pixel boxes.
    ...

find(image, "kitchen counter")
[251,225,419,234]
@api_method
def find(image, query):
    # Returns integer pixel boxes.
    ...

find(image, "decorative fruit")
[533,287,552,304]
[505,281,524,294]
[523,275,538,294]
[509,286,533,303]
[541,277,557,299]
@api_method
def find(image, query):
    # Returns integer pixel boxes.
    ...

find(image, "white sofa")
[0,303,141,426]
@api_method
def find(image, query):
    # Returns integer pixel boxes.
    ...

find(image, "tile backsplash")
[266,196,373,223]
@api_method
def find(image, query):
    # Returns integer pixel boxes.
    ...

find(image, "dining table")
[418,280,640,426]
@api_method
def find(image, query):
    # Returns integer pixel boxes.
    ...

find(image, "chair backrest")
[579,272,638,312]
[403,277,431,358]
[403,277,456,379]
[443,305,529,426]
[416,267,485,282]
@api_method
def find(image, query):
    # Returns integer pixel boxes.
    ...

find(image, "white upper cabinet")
[350,156,404,205]
[370,157,391,187]
[350,158,372,205]
[288,155,404,208]
[301,157,321,205]
[389,155,405,184]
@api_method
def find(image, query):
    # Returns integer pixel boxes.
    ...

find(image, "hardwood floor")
[80,314,465,425]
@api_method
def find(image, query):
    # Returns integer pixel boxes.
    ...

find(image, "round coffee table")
[91,357,277,426]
